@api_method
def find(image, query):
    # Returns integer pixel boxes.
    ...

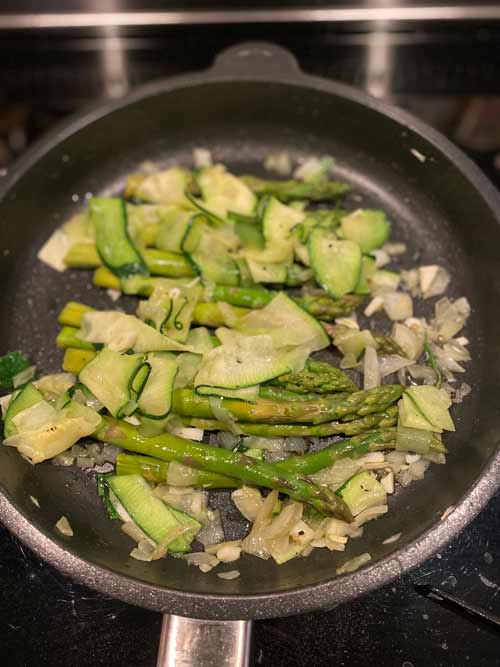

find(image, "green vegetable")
[107,474,200,552]
[3,383,44,437]
[137,354,178,419]
[241,175,350,202]
[90,198,148,278]
[354,255,377,295]
[340,209,390,253]
[0,352,31,392]
[337,471,387,516]
[96,473,119,519]
[404,386,455,433]
[96,418,353,520]
[268,359,358,394]
[309,229,362,298]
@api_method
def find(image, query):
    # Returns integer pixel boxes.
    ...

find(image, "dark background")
[1,6,500,665]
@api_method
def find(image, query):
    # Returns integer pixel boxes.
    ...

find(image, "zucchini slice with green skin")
[354,255,377,295]
[337,471,386,516]
[134,167,193,208]
[309,228,362,298]
[340,209,390,253]
[404,386,455,432]
[107,474,200,553]
[195,385,260,402]
[196,164,257,219]
[246,258,288,284]
[247,196,304,264]
[79,348,149,418]
[236,292,330,352]
[182,216,240,286]
[155,209,194,254]
[3,383,45,437]
[137,354,178,419]
[90,197,148,278]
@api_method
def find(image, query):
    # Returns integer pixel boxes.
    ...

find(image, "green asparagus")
[95,417,352,519]
[171,385,403,424]
[269,359,358,394]
[241,175,350,202]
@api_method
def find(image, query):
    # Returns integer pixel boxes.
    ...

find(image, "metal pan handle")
[156,614,253,667]
[211,41,301,78]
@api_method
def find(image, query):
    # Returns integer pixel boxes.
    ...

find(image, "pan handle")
[211,41,302,78]
[156,614,253,667]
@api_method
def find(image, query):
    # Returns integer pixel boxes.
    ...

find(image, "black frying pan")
[1,42,500,665]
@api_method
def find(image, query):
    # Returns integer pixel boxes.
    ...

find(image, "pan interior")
[0,80,499,601]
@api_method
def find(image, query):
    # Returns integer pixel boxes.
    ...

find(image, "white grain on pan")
[30,495,40,508]
[217,570,240,580]
[440,505,455,521]
[410,148,427,162]
[382,532,401,545]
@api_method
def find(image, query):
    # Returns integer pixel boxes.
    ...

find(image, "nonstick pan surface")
[1,43,500,620]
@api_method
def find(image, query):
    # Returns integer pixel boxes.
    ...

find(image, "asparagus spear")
[184,404,400,438]
[268,359,358,394]
[56,326,95,351]
[241,175,350,202]
[94,417,352,519]
[259,386,320,402]
[298,293,364,322]
[116,453,239,488]
[171,385,404,424]
[115,428,399,488]
[62,348,96,374]
[65,243,195,278]
[373,335,405,356]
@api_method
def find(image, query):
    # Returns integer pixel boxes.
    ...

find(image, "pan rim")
[1,57,500,620]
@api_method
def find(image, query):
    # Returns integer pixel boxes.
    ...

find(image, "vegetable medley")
[0,152,471,576]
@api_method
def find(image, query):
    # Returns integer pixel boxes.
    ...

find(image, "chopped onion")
[289,520,315,545]
[352,505,388,527]
[424,451,446,464]
[407,364,437,385]
[12,365,36,389]
[293,155,333,182]
[217,570,240,580]
[401,269,420,296]
[378,354,414,379]
[168,424,204,441]
[433,296,471,340]
[196,509,225,547]
[231,486,264,522]
[263,502,302,540]
[340,352,359,369]
[167,461,200,486]
[408,458,430,480]
[264,152,291,176]
[383,291,413,321]
[217,431,240,450]
[243,436,285,452]
[337,552,372,575]
[215,543,242,563]
[383,242,407,255]
[382,532,401,545]
[363,346,380,389]
[392,323,423,360]
[106,288,121,302]
[55,516,73,537]
[193,147,213,168]
[380,471,394,494]
[283,437,306,453]
[453,382,471,404]
[183,552,219,573]
[208,397,241,435]
[30,495,40,508]
[324,518,351,539]
[0,393,12,416]
[364,296,384,318]
[335,316,359,330]
[123,415,140,426]
[420,265,450,299]
[372,249,390,268]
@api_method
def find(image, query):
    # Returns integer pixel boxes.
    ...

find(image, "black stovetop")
[1,18,500,667]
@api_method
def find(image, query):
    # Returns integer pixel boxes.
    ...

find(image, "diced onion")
[12,365,36,388]
[193,147,213,168]
[380,471,394,494]
[382,532,401,544]
[363,346,380,389]
[264,152,291,176]
[243,436,285,452]
[392,323,423,360]
[364,296,384,318]
[215,544,242,563]
[216,431,240,450]
[232,486,264,522]
[196,509,225,547]
[183,552,219,573]
[217,570,240,580]
[383,291,413,321]
[283,437,306,453]
[337,552,372,575]
[378,354,414,378]
[372,249,390,268]
[55,515,73,537]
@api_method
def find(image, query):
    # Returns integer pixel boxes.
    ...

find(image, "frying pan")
[1,42,500,666]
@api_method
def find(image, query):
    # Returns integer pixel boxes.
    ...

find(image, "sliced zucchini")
[309,228,362,298]
[155,209,194,254]
[186,327,216,355]
[354,255,377,295]
[234,219,265,250]
[197,164,257,219]
[337,471,387,516]
[3,400,101,464]
[3,383,45,437]
[79,311,191,353]
[135,167,193,208]
[174,352,203,389]
[195,333,309,390]
[398,393,435,431]
[236,292,329,351]
[248,196,304,264]
[246,258,288,284]
[89,198,148,278]
[137,354,178,419]
[405,386,455,432]
[340,209,390,253]
[79,348,149,418]
[182,216,240,286]
[196,385,260,401]
[107,474,200,552]
[136,279,202,343]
